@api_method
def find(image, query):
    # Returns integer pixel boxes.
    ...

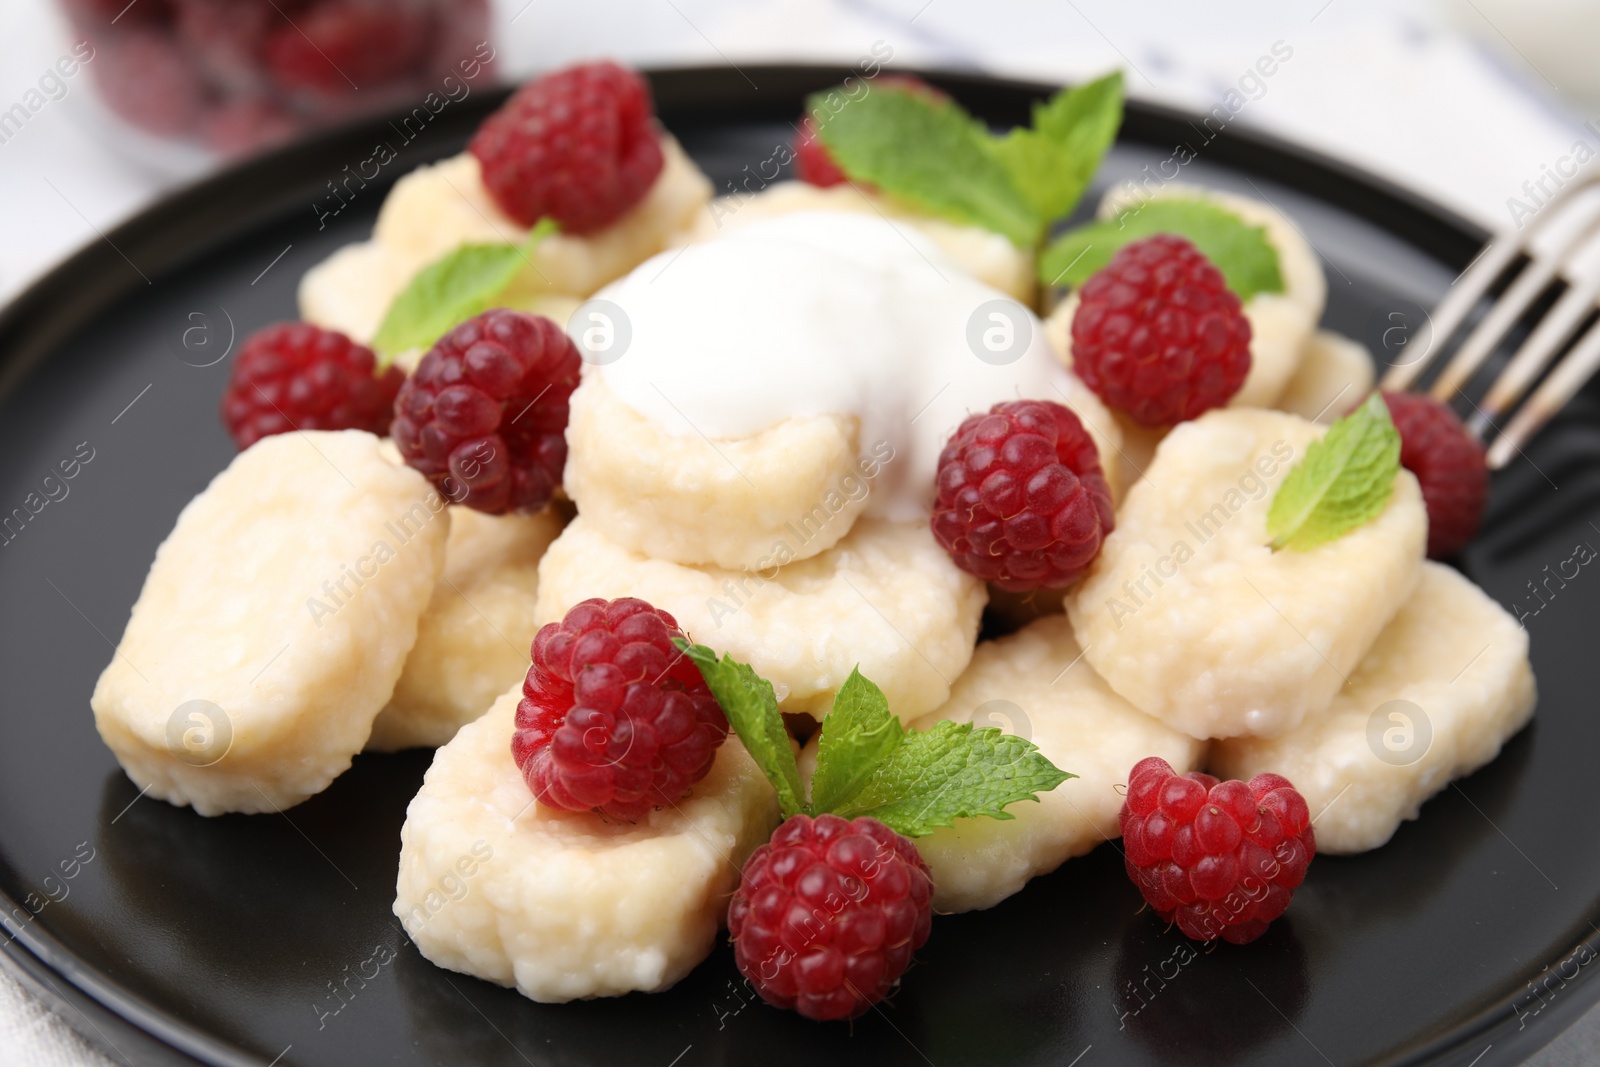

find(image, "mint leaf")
[680,645,1071,835]
[810,85,1041,247]
[989,71,1123,224]
[372,218,557,363]
[1038,198,1284,299]
[808,668,906,814]
[1267,393,1402,551]
[678,641,805,817]
[833,720,1073,838]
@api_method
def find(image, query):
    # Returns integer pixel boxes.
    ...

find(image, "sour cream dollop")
[590,211,1081,520]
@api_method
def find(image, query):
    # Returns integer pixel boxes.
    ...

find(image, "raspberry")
[1119,757,1315,945]
[175,0,275,97]
[469,61,663,234]
[1071,234,1253,427]
[1380,391,1488,558]
[64,0,174,27]
[794,76,945,189]
[265,1,431,96]
[391,309,580,515]
[931,399,1115,591]
[93,29,206,138]
[220,322,403,450]
[511,598,729,821]
[202,97,298,157]
[729,814,933,1021]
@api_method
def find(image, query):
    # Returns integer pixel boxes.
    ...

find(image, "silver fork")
[1381,173,1600,469]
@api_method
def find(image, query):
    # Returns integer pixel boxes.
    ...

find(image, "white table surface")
[1,0,1596,1063]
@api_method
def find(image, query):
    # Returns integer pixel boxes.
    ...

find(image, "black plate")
[1,65,1596,1067]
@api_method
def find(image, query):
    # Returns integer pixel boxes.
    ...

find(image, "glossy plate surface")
[0,66,1595,1067]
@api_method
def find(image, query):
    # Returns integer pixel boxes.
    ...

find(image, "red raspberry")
[1119,757,1315,945]
[220,323,403,450]
[794,75,945,188]
[1380,391,1488,558]
[390,309,580,515]
[1071,234,1253,427]
[265,1,431,96]
[64,0,174,27]
[202,97,298,157]
[511,598,729,821]
[469,61,663,234]
[932,399,1115,591]
[729,814,933,1021]
[174,0,275,97]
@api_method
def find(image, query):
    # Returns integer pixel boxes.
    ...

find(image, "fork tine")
[1380,238,1519,391]
[1485,314,1600,469]
[1480,256,1600,419]
[1428,212,1600,402]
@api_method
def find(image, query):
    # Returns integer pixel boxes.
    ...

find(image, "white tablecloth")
[1,0,1594,1062]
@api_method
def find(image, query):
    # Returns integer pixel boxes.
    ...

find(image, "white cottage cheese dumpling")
[534,516,985,723]
[1276,330,1375,424]
[91,431,448,815]
[367,506,565,752]
[1211,563,1535,853]
[1068,408,1426,740]
[298,137,710,344]
[563,373,872,570]
[679,180,1037,302]
[888,616,1204,912]
[394,685,778,1002]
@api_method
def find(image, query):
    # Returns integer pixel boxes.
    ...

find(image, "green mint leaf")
[988,71,1123,224]
[372,218,557,363]
[678,641,806,818]
[1038,198,1284,299]
[1267,393,1402,551]
[833,720,1073,838]
[808,668,906,815]
[809,84,1041,247]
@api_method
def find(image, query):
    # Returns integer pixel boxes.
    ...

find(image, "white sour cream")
[591,211,1075,520]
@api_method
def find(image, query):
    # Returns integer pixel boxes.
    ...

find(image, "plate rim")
[0,62,1583,1067]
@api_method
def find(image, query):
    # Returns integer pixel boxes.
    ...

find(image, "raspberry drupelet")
[931,399,1115,591]
[220,322,404,450]
[391,309,581,515]
[1119,757,1315,945]
[729,813,934,1021]
[1380,390,1489,558]
[1071,234,1253,427]
[469,60,664,233]
[511,598,729,821]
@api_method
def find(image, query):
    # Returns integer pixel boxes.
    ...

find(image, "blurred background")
[3,0,1600,308]
[1,0,1597,1062]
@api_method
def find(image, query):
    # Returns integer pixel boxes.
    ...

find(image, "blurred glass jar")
[58,0,494,162]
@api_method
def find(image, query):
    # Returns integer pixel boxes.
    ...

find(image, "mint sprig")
[680,642,806,817]
[832,719,1073,836]
[678,642,1072,837]
[1266,393,1402,551]
[371,218,557,363]
[1038,198,1284,298]
[988,71,1123,225]
[808,72,1123,248]
[809,84,1039,247]
[808,668,906,814]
